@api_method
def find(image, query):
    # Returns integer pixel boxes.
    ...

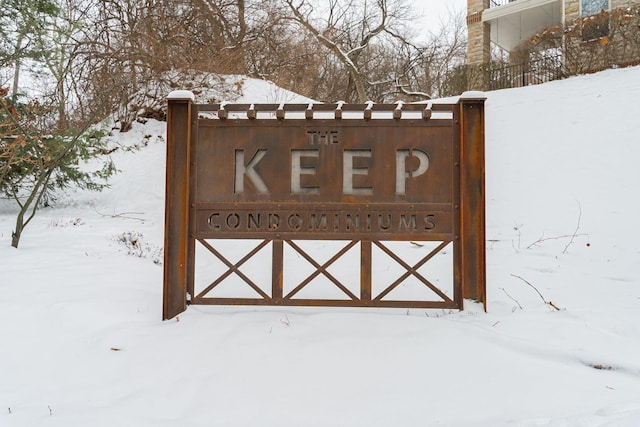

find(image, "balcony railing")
[488,54,563,90]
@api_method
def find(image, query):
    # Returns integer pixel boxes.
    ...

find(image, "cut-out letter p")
[395,149,430,195]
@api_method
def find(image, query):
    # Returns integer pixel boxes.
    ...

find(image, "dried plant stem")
[526,232,589,249]
[525,202,588,252]
[500,287,523,310]
[562,202,582,254]
[510,274,560,311]
[94,206,145,222]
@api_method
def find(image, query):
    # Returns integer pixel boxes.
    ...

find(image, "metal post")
[360,240,372,302]
[163,91,194,320]
[272,239,284,300]
[458,92,487,310]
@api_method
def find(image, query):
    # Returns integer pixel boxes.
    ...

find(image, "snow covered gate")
[162,92,486,320]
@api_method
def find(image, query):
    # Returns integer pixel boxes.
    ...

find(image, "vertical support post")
[360,240,372,302]
[452,105,462,307]
[163,91,194,320]
[186,105,199,301]
[272,239,284,300]
[458,91,487,310]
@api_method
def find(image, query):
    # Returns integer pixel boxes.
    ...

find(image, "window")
[581,0,610,41]
[581,0,609,16]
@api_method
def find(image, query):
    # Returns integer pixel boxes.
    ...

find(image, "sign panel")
[194,120,455,240]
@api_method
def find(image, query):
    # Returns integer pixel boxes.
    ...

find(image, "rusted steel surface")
[458,95,487,309]
[360,240,372,301]
[194,122,453,202]
[163,98,486,319]
[194,203,453,241]
[191,296,458,309]
[193,119,454,241]
[186,105,199,300]
[163,96,192,320]
[271,239,284,299]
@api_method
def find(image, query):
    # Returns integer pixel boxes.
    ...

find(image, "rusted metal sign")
[163,95,486,319]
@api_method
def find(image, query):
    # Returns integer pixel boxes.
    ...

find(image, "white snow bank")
[1,66,639,427]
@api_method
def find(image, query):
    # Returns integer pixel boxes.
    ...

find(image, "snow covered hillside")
[1,68,639,426]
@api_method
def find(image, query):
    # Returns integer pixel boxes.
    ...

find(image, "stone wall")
[466,0,491,89]
[563,3,640,75]
[565,0,580,20]
[466,0,490,65]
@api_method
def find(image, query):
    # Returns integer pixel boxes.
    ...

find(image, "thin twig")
[524,202,587,252]
[280,314,291,326]
[93,206,145,222]
[512,222,522,252]
[499,287,523,310]
[562,202,582,254]
[526,232,589,249]
[510,274,561,311]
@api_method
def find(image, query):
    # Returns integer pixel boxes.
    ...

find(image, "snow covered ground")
[1,68,639,426]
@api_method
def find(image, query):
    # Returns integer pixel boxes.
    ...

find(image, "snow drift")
[1,67,639,426]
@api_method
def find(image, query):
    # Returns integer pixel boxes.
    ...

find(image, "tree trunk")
[348,67,368,103]
[10,170,52,248]
[11,212,25,248]
[57,76,67,130]
[12,35,24,102]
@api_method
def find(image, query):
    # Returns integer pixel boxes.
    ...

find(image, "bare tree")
[282,0,414,102]
[412,7,467,98]
[78,0,290,127]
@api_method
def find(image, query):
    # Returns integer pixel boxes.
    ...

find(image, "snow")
[460,90,487,99]
[166,90,195,101]
[1,66,640,426]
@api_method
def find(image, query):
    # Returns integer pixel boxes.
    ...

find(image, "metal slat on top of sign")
[197,101,454,120]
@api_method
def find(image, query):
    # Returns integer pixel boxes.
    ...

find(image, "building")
[466,0,640,89]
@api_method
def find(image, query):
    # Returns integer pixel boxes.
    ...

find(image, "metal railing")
[488,55,563,90]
